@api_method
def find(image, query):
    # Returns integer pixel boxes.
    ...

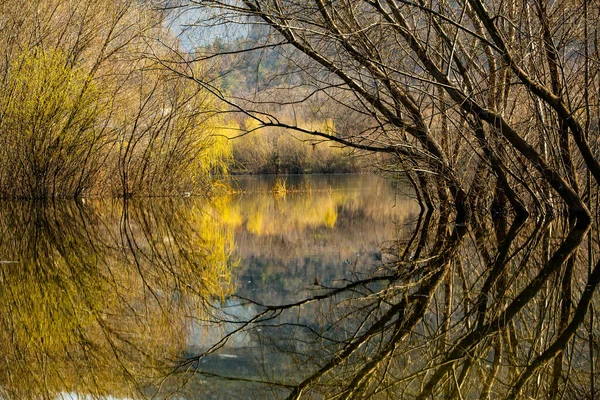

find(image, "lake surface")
[0,174,419,399]
[3,173,598,399]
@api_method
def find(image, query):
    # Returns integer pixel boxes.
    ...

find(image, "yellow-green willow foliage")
[0,48,103,198]
[0,0,231,199]
[0,199,235,398]
[231,117,357,174]
[108,67,232,197]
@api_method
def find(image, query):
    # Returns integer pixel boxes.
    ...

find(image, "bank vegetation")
[0,0,232,199]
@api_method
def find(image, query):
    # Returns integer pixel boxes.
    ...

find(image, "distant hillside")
[199,31,386,174]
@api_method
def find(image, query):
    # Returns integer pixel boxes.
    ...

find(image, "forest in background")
[4,0,600,398]
[162,0,600,398]
[200,30,374,175]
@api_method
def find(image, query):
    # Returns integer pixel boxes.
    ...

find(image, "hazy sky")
[166,6,249,51]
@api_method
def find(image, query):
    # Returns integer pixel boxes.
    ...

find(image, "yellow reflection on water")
[0,174,420,399]
[0,199,235,399]
[220,175,419,237]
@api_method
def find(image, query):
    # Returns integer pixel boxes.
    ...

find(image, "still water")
[5,174,599,399]
[0,174,419,399]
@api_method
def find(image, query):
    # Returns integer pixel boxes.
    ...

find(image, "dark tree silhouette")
[160,0,600,397]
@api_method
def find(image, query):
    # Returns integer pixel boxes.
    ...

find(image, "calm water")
[4,174,597,399]
[0,174,419,399]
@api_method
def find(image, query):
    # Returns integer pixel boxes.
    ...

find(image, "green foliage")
[0,48,103,198]
[0,0,232,199]
[108,67,233,197]
[210,33,295,92]
[200,34,362,175]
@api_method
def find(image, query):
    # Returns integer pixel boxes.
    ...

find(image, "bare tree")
[166,0,599,218]
[158,0,600,398]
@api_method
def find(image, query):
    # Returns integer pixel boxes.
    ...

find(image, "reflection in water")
[3,174,599,399]
[179,176,600,399]
[225,175,419,304]
[0,199,234,399]
[179,175,421,397]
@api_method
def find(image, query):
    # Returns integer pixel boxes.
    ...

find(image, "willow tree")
[0,0,231,199]
[163,0,600,398]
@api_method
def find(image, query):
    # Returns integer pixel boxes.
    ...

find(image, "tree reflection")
[175,207,599,399]
[2,185,599,399]
[0,199,234,399]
